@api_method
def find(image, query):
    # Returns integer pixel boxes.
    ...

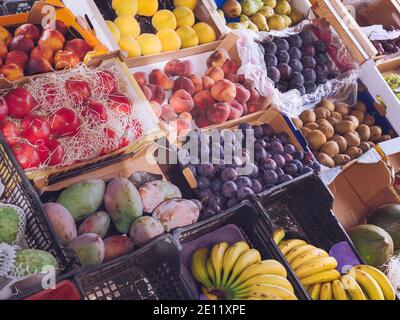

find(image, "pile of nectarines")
[134,49,272,130]
[0,20,93,81]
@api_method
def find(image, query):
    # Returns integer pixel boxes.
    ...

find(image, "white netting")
[234,19,360,118]
[385,255,400,291]
[0,243,18,279]
[0,202,26,246]
[0,61,156,169]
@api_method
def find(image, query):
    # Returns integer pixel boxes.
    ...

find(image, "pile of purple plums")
[262,31,335,95]
[180,124,320,218]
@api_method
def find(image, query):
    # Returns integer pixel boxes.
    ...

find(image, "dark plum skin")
[279,174,293,183]
[302,44,316,57]
[302,56,316,69]
[303,68,316,83]
[267,66,281,84]
[263,41,277,55]
[277,50,290,64]
[197,163,216,178]
[237,187,254,201]
[288,35,303,48]
[262,158,277,171]
[210,179,222,192]
[284,144,296,155]
[221,181,238,198]
[276,81,289,92]
[265,54,278,67]
[263,170,279,185]
[274,38,289,51]
[272,154,286,168]
[290,72,305,86]
[255,148,268,163]
[226,197,240,208]
[253,125,264,139]
[315,53,329,66]
[261,124,273,137]
[277,63,292,80]
[289,59,303,73]
[270,141,284,155]
[236,176,253,189]
[251,179,262,193]
[198,176,210,190]
[221,167,238,182]
[288,47,302,60]
[304,81,317,94]
[300,31,316,45]
[314,40,327,53]
[199,188,213,202]
[291,85,306,95]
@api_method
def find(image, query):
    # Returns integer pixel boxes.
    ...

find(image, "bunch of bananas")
[191,241,298,300]
[307,265,396,300]
[274,231,396,300]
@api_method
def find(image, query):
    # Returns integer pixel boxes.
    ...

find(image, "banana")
[236,284,298,300]
[350,269,385,300]
[224,249,261,288]
[221,242,250,288]
[233,274,294,294]
[272,229,286,245]
[308,283,321,300]
[290,248,329,270]
[340,275,366,300]
[285,244,316,264]
[301,270,340,286]
[279,239,307,256]
[191,248,213,288]
[210,242,229,288]
[355,265,395,300]
[201,287,218,300]
[207,258,216,285]
[319,282,333,300]
[332,280,348,300]
[295,256,338,279]
[229,260,288,288]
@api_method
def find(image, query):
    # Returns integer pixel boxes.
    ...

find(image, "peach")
[150,101,162,118]
[0,63,24,80]
[207,50,227,68]
[0,42,8,60]
[196,113,210,128]
[205,66,224,82]
[54,50,80,70]
[14,24,40,42]
[234,83,251,104]
[30,45,54,63]
[9,35,34,54]
[177,119,191,136]
[211,79,236,103]
[6,50,28,69]
[225,73,239,83]
[149,69,175,91]
[247,103,263,114]
[179,112,192,122]
[133,72,148,86]
[189,74,203,93]
[223,59,239,74]
[140,85,152,101]
[193,90,215,111]
[0,26,12,46]
[161,104,177,121]
[38,29,65,52]
[202,76,215,90]
[170,89,194,113]
[44,20,68,35]
[173,76,195,95]
[26,57,53,75]
[65,39,92,61]
[248,89,260,104]
[229,100,244,120]
[148,84,166,105]
[243,79,255,90]
[164,59,193,77]
[206,102,230,124]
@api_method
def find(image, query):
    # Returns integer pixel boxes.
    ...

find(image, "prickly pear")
[0,205,22,244]
[78,211,110,238]
[68,233,105,268]
[14,249,58,276]
[129,216,165,246]
[103,235,134,262]
[44,202,77,246]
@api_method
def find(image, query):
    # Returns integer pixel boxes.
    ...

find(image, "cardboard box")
[331,137,400,230]
[62,0,227,65]
[0,0,108,88]
[312,0,400,64]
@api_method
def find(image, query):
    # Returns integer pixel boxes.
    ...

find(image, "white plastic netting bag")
[0,244,18,279]
[385,255,400,292]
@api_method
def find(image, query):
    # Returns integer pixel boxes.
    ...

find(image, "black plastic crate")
[0,136,75,296]
[73,235,192,300]
[255,172,363,261]
[173,200,309,300]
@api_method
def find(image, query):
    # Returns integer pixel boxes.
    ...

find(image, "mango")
[176,26,199,48]
[129,216,165,246]
[78,211,110,238]
[68,233,105,268]
[157,29,181,52]
[114,15,140,38]
[106,20,121,42]
[114,0,138,16]
[173,7,195,27]
[14,249,58,276]
[193,22,217,44]
[104,235,134,261]
[137,0,158,16]
[137,33,162,56]
[104,179,143,234]
[119,36,141,57]
[57,179,106,221]
[174,0,198,11]
[152,10,177,31]
[0,205,22,244]
[44,202,77,246]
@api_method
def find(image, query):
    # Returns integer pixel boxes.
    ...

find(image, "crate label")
[329,241,361,273]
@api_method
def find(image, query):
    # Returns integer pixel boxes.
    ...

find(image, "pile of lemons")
[106,0,218,57]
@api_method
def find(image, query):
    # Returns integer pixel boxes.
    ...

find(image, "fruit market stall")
[1,0,400,302]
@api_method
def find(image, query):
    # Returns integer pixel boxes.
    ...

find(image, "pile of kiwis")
[293,99,393,168]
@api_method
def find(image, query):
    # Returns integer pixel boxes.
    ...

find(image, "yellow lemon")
[119,36,141,57]
[157,28,181,52]
[193,22,217,44]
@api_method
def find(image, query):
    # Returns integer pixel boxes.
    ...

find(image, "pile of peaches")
[133,49,272,131]
[0,20,93,81]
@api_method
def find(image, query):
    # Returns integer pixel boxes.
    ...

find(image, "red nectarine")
[38,29,65,53]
